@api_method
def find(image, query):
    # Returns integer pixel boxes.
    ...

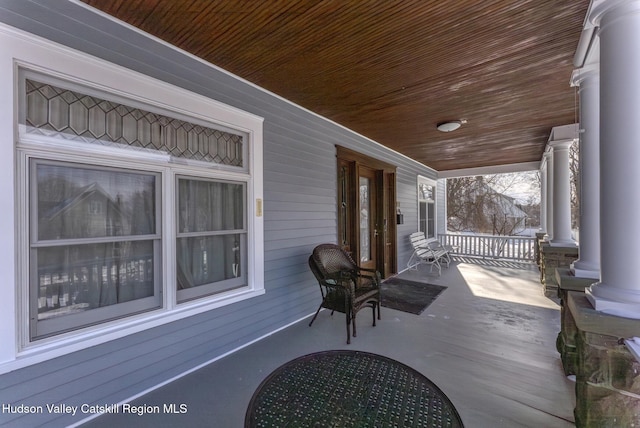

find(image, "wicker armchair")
[308,244,381,344]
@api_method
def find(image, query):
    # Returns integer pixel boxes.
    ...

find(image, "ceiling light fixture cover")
[436,120,462,132]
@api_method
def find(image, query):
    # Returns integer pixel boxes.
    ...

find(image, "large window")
[17,68,263,345]
[418,177,436,239]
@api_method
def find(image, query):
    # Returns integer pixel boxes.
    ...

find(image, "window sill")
[1,287,265,375]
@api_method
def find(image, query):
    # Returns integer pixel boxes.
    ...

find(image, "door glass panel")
[359,176,370,262]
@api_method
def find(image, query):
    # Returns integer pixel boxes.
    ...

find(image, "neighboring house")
[42,182,127,239]
[496,194,529,233]
[38,182,135,321]
[447,177,528,235]
[0,4,441,426]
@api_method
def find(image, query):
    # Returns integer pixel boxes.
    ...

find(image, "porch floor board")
[84,258,575,428]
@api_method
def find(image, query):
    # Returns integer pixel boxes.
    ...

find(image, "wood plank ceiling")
[81,0,590,172]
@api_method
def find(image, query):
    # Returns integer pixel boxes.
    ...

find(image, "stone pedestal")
[539,244,578,297]
[568,292,640,427]
[555,268,596,376]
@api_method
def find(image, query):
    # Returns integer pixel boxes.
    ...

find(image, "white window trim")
[417,175,437,238]
[0,24,264,373]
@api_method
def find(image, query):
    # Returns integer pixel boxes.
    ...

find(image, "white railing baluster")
[438,233,536,262]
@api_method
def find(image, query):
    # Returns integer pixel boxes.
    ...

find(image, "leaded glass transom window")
[24,79,244,167]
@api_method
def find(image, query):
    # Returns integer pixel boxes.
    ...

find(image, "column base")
[571,259,600,279]
[550,239,577,247]
[570,265,600,280]
[585,286,640,319]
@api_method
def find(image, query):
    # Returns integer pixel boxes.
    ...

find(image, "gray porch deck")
[84,258,575,428]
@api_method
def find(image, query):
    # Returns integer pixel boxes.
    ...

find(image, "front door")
[336,146,396,277]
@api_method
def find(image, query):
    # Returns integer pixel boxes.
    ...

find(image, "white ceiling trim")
[437,161,541,179]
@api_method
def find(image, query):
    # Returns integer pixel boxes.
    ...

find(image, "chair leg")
[309,304,323,327]
[352,311,357,338]
[372,304,376,327]
[346,308,351,344]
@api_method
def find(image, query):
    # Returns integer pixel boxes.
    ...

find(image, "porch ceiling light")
[436,120,462,132]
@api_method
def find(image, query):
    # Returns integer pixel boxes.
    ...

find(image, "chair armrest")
[427,241,444,250]
[352,271,381,289]
[320,271,353,289]
[355,266,381,277]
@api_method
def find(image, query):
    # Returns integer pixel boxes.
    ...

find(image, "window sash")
[418,177,436,239]
[176,177,248,302]
[29,160,163,340]
[30,240,162,339]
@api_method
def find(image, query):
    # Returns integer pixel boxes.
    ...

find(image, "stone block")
[555,268,595,374]
[557,301,579,375]
[569,292,640,427]
[610,350,640,394]
[575,380,640,427]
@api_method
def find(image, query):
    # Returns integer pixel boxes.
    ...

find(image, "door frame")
[336,146,397,278]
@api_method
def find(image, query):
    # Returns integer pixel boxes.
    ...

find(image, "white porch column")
[571,67,601,279]
[549,139,575,246]
[540,157,548,233]
[545,151,554,240]
[586,0,640,316]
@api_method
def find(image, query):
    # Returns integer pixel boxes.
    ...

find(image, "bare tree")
[570,140,580,230]
[447,172,538,236]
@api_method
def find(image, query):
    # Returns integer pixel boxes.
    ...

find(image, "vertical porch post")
[549,138,576,246]
[539,157,548,233]
[570,67,600,279]
[586,0,640,315]
[545,151,554,240]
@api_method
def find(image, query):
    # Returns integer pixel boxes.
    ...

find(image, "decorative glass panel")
[24,79,244,167]
[359,176,371,262]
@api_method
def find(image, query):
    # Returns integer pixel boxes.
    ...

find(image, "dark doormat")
[380,277,447,315]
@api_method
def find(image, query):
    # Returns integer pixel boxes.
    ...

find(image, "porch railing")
[438,233,536,262]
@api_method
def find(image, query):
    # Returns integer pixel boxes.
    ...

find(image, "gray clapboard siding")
[0,2,439,426]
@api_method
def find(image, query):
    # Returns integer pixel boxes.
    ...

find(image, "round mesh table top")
[245,350,464,428]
